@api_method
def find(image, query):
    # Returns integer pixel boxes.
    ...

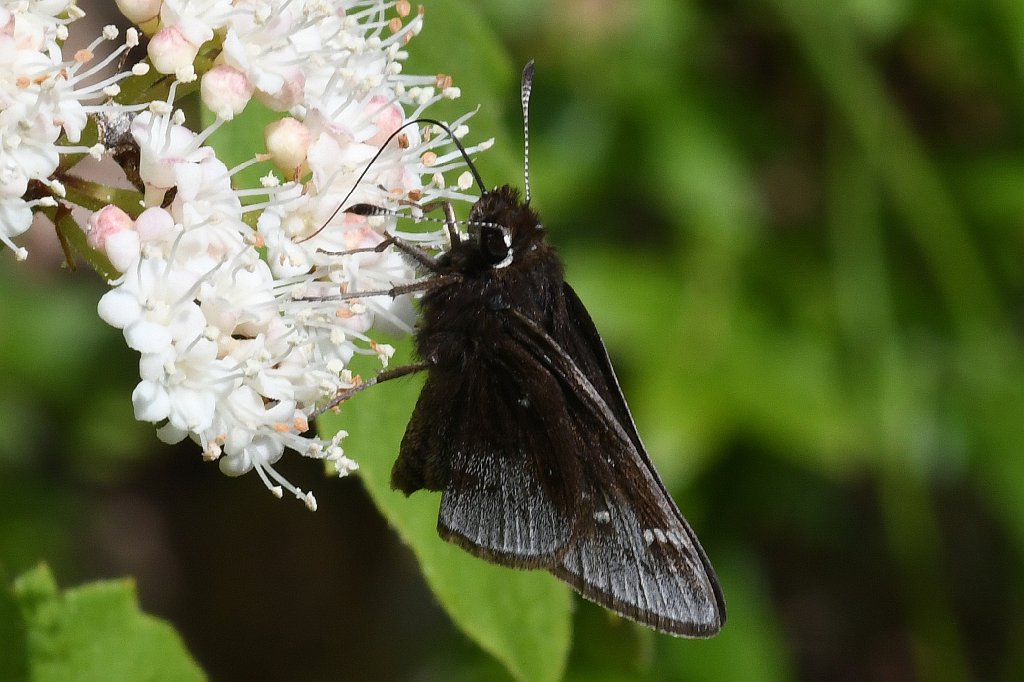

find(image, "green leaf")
[204,101,279,195]
[323,350,572,682]
[11,565,204,682]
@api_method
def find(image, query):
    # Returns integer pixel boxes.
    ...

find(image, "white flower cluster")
[0,1,145,258]
[93,101,352,511]
[4,0,491,508]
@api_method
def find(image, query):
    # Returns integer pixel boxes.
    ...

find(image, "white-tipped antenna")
[521,60,536,204]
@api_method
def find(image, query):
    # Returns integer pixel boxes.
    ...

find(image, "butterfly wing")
[505,284,726,636]
[394,342,580,566]
[393,281,725,635]
[552,424,725,636]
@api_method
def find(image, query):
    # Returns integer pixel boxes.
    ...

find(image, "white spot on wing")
[643,528,680,547]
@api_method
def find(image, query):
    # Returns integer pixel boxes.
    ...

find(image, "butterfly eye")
[478,224,512,266]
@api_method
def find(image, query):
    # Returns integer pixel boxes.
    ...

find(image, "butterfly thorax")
[415,185,566,369]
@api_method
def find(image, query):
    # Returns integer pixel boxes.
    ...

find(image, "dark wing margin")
[395,345,579,567]
[559,283,647,455]
[552,434,724,636]
[509,295,727,636]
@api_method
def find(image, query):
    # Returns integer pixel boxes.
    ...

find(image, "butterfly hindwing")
[395,342,579,566]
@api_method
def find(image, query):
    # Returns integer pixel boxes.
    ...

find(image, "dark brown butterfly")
[333,62,725,637]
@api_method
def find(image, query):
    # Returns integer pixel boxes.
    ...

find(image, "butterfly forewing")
[552,422,724,636]
[505,295,725,635]
[555,495,724,637]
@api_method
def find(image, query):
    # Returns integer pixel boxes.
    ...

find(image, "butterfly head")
[465,185,545,270]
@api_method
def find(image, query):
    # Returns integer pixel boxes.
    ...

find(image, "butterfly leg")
[442,201,460,246]
[379,231,444,271]
[406,199,461,247]
[288,272,460,304]
[343,198,462,257]
[314,231,440,270]
[314,362,430,417]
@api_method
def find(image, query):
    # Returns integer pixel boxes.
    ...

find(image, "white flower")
[2,2,80,52]
[0,6,143,257]
[95,95,376,505]
[131,106,217,203]
[8,0,492,509]
[0,196,32,258]
[134,335,235,434]
[216,8,307,111]
[147,0,230,74]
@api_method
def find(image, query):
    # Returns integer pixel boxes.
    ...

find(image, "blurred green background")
[3,0,1024,679]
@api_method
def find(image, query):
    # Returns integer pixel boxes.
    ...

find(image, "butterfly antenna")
[300,117,487,243]
[521,60,536,205]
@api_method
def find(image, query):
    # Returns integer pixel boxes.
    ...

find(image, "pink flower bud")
[264,117,311,176]
[201,65,254,119]
[148,25,199,74]
[88,204,140,272]
[115,0,162,25]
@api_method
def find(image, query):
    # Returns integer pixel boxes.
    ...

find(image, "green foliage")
[403,0,522,187]
[2,565,203,681]
[203,101,280,199]
[323,358,573,682]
